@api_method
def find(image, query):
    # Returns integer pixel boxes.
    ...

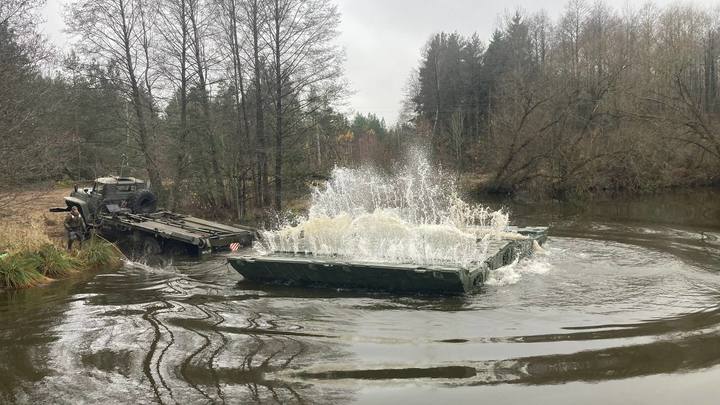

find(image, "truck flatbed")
[99,210,255,254]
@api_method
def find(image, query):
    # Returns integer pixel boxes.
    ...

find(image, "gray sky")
[40,0,714,124]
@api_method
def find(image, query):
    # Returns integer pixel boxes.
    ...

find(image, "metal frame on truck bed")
[99,210,254,255]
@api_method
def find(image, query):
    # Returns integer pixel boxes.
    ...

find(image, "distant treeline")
[1,0,398,219]
[4,1,720,215]
[406,1,720,198]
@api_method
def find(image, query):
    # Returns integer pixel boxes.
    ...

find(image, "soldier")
[65,206,87,250]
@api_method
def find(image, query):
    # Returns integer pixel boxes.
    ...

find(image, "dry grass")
[0,186,69,243]
[0,217,55,255]
[0,186,69,218]
[0,185,121,289]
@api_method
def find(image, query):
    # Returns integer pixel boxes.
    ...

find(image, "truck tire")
[130,190,158,214]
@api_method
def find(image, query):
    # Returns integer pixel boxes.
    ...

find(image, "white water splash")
[256,150,515,267]
[486,253,552,286]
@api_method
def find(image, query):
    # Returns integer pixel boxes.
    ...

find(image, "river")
[1,188,720,404]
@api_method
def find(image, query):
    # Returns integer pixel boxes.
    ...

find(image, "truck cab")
[65,176,157,224]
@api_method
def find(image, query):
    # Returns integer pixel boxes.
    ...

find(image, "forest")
[2,0,367,219]
[409,1,720,199]
[2,0,720,221]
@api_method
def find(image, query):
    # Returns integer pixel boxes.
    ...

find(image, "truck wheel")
[130,190,158,214]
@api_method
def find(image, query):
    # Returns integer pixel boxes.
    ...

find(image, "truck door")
[88,182,105,217]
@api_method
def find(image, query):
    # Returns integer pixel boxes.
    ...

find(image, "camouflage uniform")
[65,210,86,250]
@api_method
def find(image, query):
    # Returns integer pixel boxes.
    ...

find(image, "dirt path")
[1,186,72,239]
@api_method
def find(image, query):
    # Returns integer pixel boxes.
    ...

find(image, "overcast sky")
[40,0,715,124]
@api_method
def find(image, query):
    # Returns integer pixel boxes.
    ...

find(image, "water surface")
[2,189,720,404]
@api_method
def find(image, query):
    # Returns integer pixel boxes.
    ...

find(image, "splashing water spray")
[255,149,517,269]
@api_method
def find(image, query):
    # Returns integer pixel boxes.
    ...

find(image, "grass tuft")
[35,244,80,277]
[78,237,123,271]
[0,254,45,289]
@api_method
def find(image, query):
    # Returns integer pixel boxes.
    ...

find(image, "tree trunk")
[119,0,163,195]
[273,0,282,211]
[251,0,267,208]
[189,1,225,206]
[171,0,189,210]
[229,0,250,217]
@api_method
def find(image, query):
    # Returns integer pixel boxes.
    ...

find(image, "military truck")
[51,176,254,256]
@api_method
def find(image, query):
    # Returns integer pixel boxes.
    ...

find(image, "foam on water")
[257,150,514,267]
[485,256,553,286]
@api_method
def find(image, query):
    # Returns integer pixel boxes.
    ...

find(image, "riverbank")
[0,186,122,289]
[459,171,720,204]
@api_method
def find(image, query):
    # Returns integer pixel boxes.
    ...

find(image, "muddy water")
[2,189,720,404]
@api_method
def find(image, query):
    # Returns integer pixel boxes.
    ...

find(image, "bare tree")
[157,0,192,207]
[557,0,588,84]
[263,0,343,210]
[448,110,464,175]
[216,0,252,217]
[0,0,43,29]
[187,0,227,205]
[238,0,269,207]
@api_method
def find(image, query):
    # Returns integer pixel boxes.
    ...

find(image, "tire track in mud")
[120,264,321,403]
[206,310,229,404]
[141,300,177,404]
[248,313,311,402]
[139,276,194,404]
[176,304,314,402]
[179,303,224,403]
[243,311,265,403]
